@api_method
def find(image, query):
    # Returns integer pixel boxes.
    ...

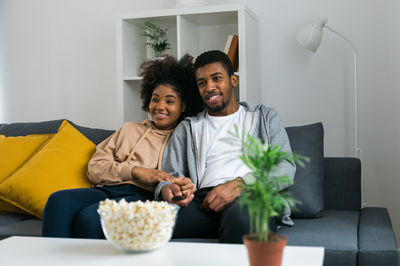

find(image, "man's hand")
[200,177,244,212]
[131,167,174,185]
[161,183,194,207]
[173,177,196,194]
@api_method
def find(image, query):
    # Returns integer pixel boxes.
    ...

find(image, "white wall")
[242,0,400,246]
[2,0,175,129]
[0,0,4,122]
[2,0,400,244]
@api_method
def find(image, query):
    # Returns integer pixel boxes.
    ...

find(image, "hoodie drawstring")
[127,127,152,162]
[127,125,172,171]
[157,133,172,170]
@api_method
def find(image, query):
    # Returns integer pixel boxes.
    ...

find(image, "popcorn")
[98,199,178,251]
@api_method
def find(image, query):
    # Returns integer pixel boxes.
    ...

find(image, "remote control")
[172,195,186,201]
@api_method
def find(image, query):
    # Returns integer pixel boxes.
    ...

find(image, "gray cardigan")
[155,102,296,204]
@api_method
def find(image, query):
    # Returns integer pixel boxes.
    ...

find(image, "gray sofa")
[0,119,398,266]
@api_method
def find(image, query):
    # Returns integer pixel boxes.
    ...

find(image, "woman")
[42,54,203,238]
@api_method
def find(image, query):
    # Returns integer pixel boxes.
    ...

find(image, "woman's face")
[149,84,186,130]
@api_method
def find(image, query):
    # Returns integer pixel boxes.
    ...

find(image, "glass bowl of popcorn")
[97,199,179,253]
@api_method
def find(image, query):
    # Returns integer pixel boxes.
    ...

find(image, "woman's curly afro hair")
[139,54,203,120]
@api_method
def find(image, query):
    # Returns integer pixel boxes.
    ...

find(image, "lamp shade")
[295,17,328,53]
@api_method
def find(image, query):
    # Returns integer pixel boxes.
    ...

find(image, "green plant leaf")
[221,124,309,241]
[142,21,170,56]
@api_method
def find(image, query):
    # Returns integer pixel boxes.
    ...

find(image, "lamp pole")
[296,17,363,205]
[324,25,360,158]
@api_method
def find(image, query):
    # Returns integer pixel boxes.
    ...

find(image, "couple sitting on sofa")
[42,50,296,243]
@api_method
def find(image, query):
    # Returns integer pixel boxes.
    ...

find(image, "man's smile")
[206,93,221,104]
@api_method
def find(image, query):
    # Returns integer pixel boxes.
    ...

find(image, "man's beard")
[207,101,226,113]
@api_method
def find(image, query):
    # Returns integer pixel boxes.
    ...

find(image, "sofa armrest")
[324,157,361,210]
[358,207,399,266]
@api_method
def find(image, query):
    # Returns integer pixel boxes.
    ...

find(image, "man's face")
[195,62,238,116]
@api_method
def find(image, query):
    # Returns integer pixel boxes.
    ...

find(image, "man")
[155,50,295,243]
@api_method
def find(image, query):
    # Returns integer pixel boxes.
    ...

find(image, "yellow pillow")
[0,134,53,214]
[0,120,95,218]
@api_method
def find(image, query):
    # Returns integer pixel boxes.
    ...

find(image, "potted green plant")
[224,127,307,266]
[142,21,171,59]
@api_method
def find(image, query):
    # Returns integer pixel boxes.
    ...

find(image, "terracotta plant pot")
[243,233,287,266]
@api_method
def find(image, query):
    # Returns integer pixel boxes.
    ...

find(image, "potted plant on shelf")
[224,126,307,266]
[142,21,171,59]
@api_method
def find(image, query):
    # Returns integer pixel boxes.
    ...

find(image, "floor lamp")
[295,17,360,158]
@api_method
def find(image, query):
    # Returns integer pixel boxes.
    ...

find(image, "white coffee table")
[0,236,324,266]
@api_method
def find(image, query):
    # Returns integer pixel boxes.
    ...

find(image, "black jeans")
[172,187,278,243]
[42,184,152,239]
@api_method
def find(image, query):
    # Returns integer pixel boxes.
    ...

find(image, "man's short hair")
[194,50,234,76]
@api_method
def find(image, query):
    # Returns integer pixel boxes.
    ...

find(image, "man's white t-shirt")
[199,105,251,188]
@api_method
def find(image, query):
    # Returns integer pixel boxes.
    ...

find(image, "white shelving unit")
[116,4,259,125]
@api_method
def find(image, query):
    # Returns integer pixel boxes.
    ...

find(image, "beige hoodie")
[87,119,173,191]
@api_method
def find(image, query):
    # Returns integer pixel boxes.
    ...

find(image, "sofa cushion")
[358,207,399,266]
[69,122,115,145]
[0,134,53,214]
[324,157,361,211]
[286,123,324,218]
[0,121,95,219]
[0,120,63,136]
[0,213,34,227]
[0,217,42,238]
[279,210,359,266]
[0,119,115,145]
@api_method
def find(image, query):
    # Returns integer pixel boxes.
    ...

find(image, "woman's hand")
[173,177,196,194]
[131,167,174,185]
[161,183,194,207]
